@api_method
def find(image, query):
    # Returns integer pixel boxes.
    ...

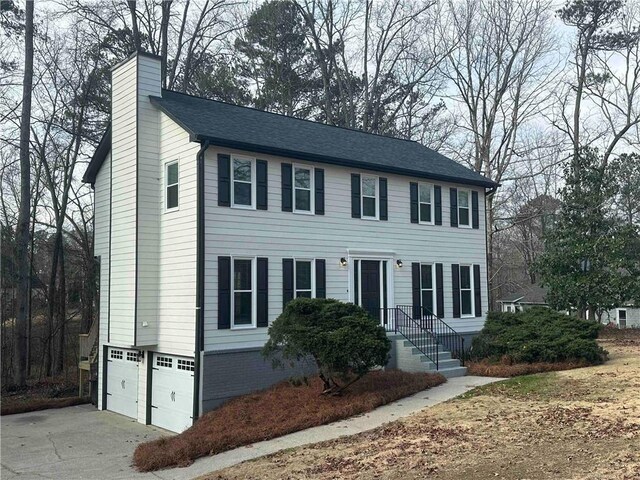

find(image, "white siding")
[95,153,111,410]
[156,113,199,355]
[602,307,640,327]
[109,58,137,346]
[203,147,490,351]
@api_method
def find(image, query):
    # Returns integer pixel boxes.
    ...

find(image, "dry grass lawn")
[205,333,640,480]
[134,370,445,472]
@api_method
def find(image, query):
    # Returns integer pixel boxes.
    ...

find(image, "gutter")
[193,139,209,423]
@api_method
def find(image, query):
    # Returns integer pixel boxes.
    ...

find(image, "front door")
[360,260,381,320]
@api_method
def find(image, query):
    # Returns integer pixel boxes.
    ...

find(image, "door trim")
[347,251,394,315]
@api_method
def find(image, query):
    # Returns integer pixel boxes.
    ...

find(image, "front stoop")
[387,334,468,378]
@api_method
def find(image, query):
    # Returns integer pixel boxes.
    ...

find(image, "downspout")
[193,139,209,423]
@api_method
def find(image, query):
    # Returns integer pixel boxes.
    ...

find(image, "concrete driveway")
[1,405,170,480]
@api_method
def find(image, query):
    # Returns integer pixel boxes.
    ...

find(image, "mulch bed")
[133,369,445,472]
[1,376,86,416]
[1,396,90,416]
[466,359,590,377]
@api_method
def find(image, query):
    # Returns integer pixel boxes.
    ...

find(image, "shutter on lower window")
[256,160,268,210]
[218,256,231,329]
[434,186,442,225]
[473,264,482,317]
[452,264,460,318]
[411,262,421,319]
[218,154,230,207]
[315,259,326,298]
[281,163,292,212]
[379,177,388,221]
[351,174,361,218]
[472,191,479,229]
[257,258,268,327]
[315,168,325,215]
[436,263,444,317]
[450,188,458,227]
[282,259,294,306]
[410,182,418,223]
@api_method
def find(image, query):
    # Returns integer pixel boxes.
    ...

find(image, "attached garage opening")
[106,347,139,419]
[151,353,195,433]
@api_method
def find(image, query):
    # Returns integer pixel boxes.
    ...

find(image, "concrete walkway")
[1,375,503,480]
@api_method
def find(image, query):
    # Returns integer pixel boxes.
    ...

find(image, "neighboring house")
[499,285,640,328]
[82,52,498,433]
[498,284,549,312]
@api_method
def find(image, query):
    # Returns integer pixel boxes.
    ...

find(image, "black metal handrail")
[396,304,466,366]
[381,306,440,369]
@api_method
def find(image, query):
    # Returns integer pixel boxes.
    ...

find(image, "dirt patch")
[133,369,445,472]
[1,396,89,415]
[205,337,640,480]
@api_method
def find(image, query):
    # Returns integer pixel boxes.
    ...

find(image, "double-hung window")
[361,175,378,219]
[294,166,313,213]
[165,161,179,211]
[459,265,474,316]
[232,258,255,328]
[419,183,434,224]
[458,190,471,227]
[295,260,314,297]
[232,157,255,208]
[420,263,436,314]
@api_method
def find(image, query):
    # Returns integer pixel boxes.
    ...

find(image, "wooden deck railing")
[79,320,98,362]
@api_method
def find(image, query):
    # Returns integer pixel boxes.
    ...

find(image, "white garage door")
[151,354,195,433]
[106,348,139,419]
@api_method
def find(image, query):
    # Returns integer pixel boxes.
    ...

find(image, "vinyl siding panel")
[95,153,111,410]
[203,147,489,351]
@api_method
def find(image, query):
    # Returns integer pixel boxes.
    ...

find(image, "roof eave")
[82,126,111,184]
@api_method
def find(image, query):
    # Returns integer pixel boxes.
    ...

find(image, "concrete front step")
[436,366,468,378]
[422,358,462,370]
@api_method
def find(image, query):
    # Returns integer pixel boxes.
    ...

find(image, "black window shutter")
[315,168,325,215]
[452,264,460,318]
[473,264,482,317]
[472,191,479,229]
[436,263,444,317]
[257,258,269,327]
[281,163,292,212]
[256,160,268,210]
[351,174,361,218]
[282,258,294,306]
[218,256,231,329]
[379,177,388,221]
[411,262,421,319]
[410,182,418,223]
[434,186,442,225]
[450,188,458,227]
[315,259,326,298]
[217,154,231,207]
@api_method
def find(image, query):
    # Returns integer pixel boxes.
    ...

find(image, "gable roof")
[84,89,499,188]
[499,284,548,305]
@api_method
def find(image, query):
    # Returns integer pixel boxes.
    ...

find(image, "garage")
[151,353,195,433]
[106,347,139,419]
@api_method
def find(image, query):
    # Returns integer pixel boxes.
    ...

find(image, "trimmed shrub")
[471,307,607,364]
[263,298,391,394]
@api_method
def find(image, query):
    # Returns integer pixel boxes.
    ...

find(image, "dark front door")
[360,260,381,320]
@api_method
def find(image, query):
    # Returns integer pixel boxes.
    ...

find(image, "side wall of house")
[602,307,640,327]
[95,153,111,410]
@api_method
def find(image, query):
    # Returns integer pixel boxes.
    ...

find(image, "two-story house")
[82,52,498,433]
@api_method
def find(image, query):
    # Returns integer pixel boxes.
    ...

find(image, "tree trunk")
[54,244,66,375]
[486,193,495,310]
[128,1,141,51]
[13,0,34,387]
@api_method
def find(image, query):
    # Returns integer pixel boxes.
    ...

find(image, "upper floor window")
[419,183,434,224]
[232,258,255,328]
[165,161,179,210]
[458,190,471,227]
[361,175,378,219]
[420,263,436,314]
[295,260,314,297]
[232,156,255,208]
[459,265,474,317]
[294,166,313,213]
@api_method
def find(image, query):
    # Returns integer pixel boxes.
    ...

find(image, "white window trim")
[458,189,472,228]
[459,264,475,318]
[420,263,437,315]
[361,174,379,220]
[231,155,257,210]
[294,258,316,298]
[418,183,435,225]
[617,309,627,321]
[164,160,180,213]
[231,257,257,329]
[293,164,315,215]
